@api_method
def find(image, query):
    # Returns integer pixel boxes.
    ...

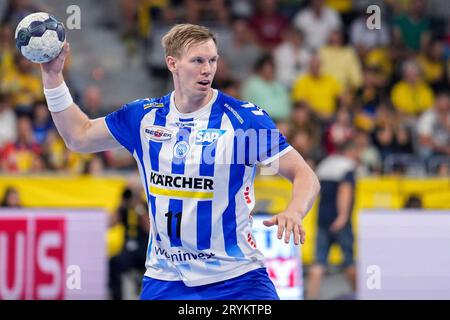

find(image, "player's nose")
[201,62,211,75]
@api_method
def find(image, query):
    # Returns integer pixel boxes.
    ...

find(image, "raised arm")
[40,42,122,153]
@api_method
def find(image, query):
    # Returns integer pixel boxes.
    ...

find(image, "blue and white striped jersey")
[105,89,292,286]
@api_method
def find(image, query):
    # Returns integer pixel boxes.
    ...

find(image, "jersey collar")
[169,89,218,120]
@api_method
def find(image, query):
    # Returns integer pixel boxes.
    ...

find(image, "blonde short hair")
[161,24,217,57]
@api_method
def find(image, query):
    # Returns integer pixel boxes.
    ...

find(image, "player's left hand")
[263,211,305,245]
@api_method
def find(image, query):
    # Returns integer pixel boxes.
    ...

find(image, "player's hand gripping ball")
[15,12,66,64]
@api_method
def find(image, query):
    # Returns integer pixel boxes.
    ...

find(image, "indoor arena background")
[0,0,449,300]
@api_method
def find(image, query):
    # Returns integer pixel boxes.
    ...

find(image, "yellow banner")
[0,176,126,212]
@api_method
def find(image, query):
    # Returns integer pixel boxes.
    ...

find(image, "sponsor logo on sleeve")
[143,102,164,110]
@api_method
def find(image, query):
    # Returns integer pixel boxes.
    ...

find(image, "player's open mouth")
[197,80,210,87]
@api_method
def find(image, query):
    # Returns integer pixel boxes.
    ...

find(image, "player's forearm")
[285,165,320,219]
[50,104,93,151]
[42,71,92,151]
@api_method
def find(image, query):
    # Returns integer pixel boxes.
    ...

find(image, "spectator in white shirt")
[220,18,262,82]
[349,12,390,58]
[274,27,311,89]
[292,0,342,50]
[417,91,450,160]
[0,94,17,148]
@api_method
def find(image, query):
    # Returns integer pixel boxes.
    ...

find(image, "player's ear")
[166,56,177,72]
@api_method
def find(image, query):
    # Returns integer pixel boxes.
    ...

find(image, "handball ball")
[15,12,66,64]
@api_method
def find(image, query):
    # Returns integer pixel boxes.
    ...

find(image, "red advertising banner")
[0,217,65,300]
[32,218,66,300]
[0,210,106,300]
[0,218,27,299]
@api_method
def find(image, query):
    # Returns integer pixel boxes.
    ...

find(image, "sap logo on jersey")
[195,129,226,145]
[144,126,173,141]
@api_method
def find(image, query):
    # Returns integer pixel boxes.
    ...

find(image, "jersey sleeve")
[246,105,292,166]
[105,102,139,154]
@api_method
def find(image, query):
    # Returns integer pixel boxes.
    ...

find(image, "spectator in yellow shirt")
[291,54,343,121]
[390,60,434,116]
[1,53,44,113]
[319,29,363,91]
[0,24,15,78]
[416,40,446,90]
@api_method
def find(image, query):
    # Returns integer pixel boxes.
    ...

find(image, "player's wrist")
[44,81,74,113]
[41,69,64,88]
[285,203,306,218]
[42,70,63,80]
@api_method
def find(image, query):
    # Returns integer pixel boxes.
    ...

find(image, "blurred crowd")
[0,0,449,177]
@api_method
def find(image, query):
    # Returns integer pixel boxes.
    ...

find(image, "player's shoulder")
[217,91,268,127]
[110,94,170,123]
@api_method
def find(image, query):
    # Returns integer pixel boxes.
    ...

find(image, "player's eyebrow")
[191,55,219,60]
